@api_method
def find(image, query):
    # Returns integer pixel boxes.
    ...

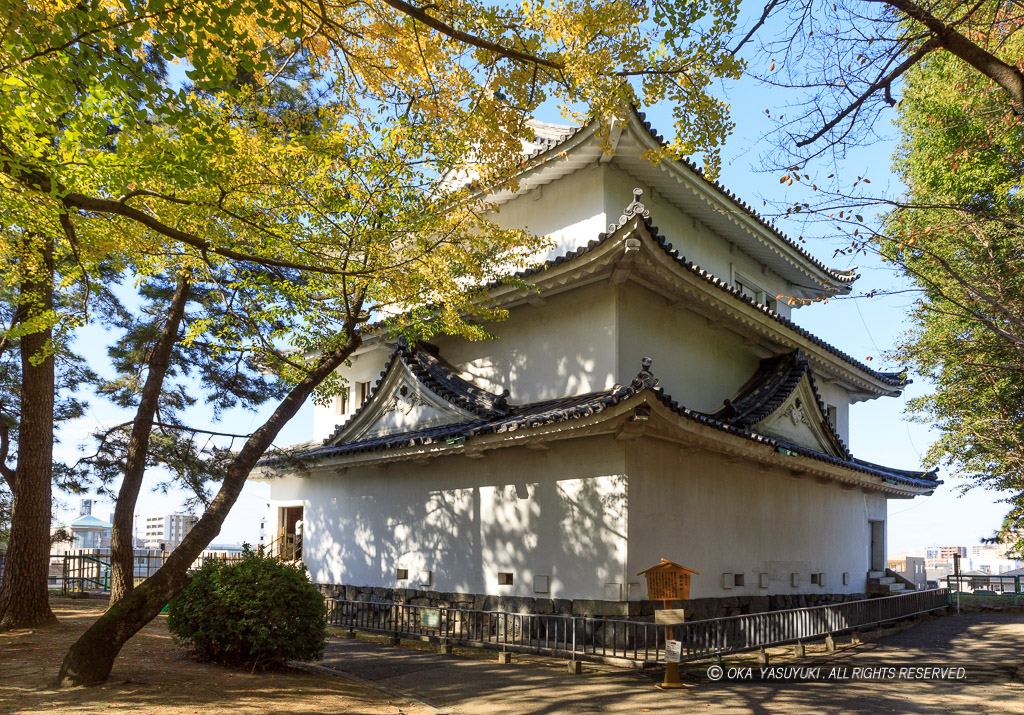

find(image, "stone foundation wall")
[317,583,871,621]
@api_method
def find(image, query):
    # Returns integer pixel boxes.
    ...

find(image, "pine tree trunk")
[109,275,191,606]
[58,332,361,685]
[0,237,57,630]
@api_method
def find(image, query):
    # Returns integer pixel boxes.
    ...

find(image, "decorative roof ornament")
[607,188,651,234]
[632,356,658,389]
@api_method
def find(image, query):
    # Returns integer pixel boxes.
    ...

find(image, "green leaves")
[166,548,327,668]
[882,17,1024,549]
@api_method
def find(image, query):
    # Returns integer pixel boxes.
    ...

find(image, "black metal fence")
[326,588,949,664]
[946,574,1023,597]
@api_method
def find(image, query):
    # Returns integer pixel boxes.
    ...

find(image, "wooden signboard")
[637,559,700,601]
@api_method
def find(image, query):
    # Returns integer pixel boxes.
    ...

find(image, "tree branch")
[376,0,563,70]
[880,0,1024,107]
[797,38,939,147]
[731,0,782,56]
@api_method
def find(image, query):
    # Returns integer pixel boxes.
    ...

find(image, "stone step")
[867,581,907,594]
[868,571,886,579]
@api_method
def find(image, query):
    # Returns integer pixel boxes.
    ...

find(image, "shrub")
[166,548,326,669]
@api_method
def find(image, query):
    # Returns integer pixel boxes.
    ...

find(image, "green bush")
[166,548,326,669]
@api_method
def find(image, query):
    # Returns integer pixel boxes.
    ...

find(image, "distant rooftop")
[70,514,112,529]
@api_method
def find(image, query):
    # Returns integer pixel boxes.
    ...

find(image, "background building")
[887,556,927,589]
[143,512,198,552]
[51,499,113,554]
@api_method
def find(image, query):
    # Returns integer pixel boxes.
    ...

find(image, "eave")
[266,391,935,499]
[483,110,857,299]
[482,217,904,398]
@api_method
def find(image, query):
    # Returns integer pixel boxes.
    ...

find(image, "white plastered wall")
[602,165,794,321]
[625,439,887,598]
[488,163,608,259]
[616,282,762,413]
[267,436,628,600]
[435,281,617,403]
[311,283,619,441]
[811,378,852,447]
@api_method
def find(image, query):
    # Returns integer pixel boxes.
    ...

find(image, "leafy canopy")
[883,8,1024,551]
[1,0,745,376]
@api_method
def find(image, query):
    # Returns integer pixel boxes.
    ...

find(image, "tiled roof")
[714,350,811,427]
[293,350,937,492]
[711,349,852,461]
[629,109,859,285]
[516,108,859,285]
[486,209,907,388]
[323,339,509,445]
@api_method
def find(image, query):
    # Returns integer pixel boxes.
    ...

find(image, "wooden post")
[660,597,683,689]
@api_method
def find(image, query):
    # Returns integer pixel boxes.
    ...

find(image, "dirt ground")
[0,597,431,715]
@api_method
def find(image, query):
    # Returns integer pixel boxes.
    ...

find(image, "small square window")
[811,573,819,585]
[396,569,409,580]
[533,575,549,594]
[734,573,745,587]
[498,572,514,586]
[335,392,349,415]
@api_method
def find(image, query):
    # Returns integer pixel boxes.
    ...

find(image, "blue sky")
[52,19,1011,555]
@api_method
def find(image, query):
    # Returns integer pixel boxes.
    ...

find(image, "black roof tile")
[285,353,937,492]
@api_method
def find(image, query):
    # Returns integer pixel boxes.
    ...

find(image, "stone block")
[533,598,554,614]
[851,630,862,645]
[757,648,769,666]
[553,598,573,615]
[721,597,739,608]
[497,652,512,664]
[567,660,583,675]
[825,634,835,652]
[573,599,628,617]
[498,596,536,614]
[749,596,770,613]
[793,641,805,658]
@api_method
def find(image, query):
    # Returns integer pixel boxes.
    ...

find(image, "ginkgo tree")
[1,0,748,685]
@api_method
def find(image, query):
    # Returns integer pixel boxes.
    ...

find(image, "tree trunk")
[58,332,361,685]
[885,0,1024,107]
[109,274,191,606]
[0,236,57,630]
